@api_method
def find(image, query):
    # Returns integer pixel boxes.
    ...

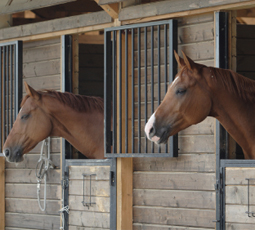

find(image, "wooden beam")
[78,34,104,44]
[94,0,119,19]
[0,0,75,15]
[117,158,133,230]
[0,11,113,42]
[116,31,133,230]
[237,7,255,17]
[0,157,5,229]
[120,0,255,24]
[98,0,126,5]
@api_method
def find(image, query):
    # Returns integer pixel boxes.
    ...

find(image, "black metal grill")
[104,20,178,157]
[0,41,22,149]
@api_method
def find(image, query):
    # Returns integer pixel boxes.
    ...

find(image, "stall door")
[220,160,255,230]
[63,159,116,230]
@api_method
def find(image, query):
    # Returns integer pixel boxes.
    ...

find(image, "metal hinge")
[62,177,69,189]
[110,171,115,186]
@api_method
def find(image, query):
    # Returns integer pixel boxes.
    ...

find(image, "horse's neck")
[211,84,255,159]
[49,104,104,159]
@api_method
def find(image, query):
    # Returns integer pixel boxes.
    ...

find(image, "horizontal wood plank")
[23,75,60,90]
[226,185,255,205]
[69,180,110,196]
[23,43,60,63]
[23,59,60,78]
[225,168,255,185]
[226,204,255,224]
[226,223,255,230]
[119,0,255,21]
[133,224,212,230]
[0,0,75,15]
[69,165,110,180]
[5,213,60,229]
[178,13,214,26]
[5,184,61,199]
[133,153,215,172]
[133,172,215,190]
[23,37,60,49]
[5,169,61,183]
[6,198,61,215]
[133,206,215,228]
[6,154,60,169]
[133,189,215,209]
[69,195,110,212]
[69,210,110,228]
[0,11,112,41]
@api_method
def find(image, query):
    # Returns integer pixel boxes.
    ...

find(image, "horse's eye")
[21,114,29,120]
[176,89,187,95]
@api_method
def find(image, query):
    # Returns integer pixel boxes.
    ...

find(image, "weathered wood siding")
[68,165,111,229]
[236,24,255,80]
[5,37,61,229]
[133,13,216,229]
[225,168,255,230]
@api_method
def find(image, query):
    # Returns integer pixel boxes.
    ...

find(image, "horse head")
[145,51,213,144]
[3,82,52,162]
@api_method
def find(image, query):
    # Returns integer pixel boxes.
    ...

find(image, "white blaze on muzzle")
[144,112,160,143]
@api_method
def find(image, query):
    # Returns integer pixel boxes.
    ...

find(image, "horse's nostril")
[149,126,156,138]
[4,149,10,157]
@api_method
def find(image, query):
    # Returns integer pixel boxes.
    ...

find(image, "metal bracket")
[245,178,255,217]
[81,173,96,209]
[110,171,115,186]
[61,177,69,190]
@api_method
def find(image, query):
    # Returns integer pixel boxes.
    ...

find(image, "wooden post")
[0,157,5,230]
[116,31,133,230]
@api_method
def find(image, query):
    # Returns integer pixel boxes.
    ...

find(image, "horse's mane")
[210,67,255,103]
[21,90,104,113]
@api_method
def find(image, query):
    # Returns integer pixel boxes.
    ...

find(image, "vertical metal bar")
[151,26,154,153]
[90,174,92,206]
[215,12,229,230]
[138,27,141,153]
[118,30,122,153]
[125,30,128,153]
[144,27,148,153]
[0,47,2,148]
[157,25,161,153]
[164,24,168,153]
[168,20,178,157]
[104,31,112,154]
[6,46,9,135]
[131,29,134,153]
[3,46,5,140]
[112,31,117,154]
[15,41,23,119]
[10,45,13,128]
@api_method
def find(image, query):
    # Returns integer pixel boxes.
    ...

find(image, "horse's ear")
[181,51,195,71]
[174,50,185,68]
[24,82,41,101]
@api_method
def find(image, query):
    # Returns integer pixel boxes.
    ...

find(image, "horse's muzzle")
[3,147,23,163]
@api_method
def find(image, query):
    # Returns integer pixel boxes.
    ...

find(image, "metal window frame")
[0,40,22,154]
[104,20,178,158]
[215,11,229,230]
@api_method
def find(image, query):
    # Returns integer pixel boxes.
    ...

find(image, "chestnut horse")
[145,51,255,159]
[3,82,104,162]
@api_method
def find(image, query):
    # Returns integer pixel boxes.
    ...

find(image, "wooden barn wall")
[5,37,61,230]
[79,44,104,98]
[133,13,216,230]
[236,24,255,80]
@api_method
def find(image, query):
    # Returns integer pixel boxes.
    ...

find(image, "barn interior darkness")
[230,8,255,159]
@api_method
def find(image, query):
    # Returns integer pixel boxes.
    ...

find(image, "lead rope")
[35,137,54,212]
